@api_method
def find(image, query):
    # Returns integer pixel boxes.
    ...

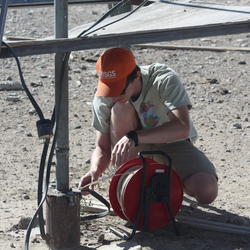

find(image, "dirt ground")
[0,1,250,249]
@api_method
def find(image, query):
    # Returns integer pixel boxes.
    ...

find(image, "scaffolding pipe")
[54,0,69,192]
[0,0,8,54]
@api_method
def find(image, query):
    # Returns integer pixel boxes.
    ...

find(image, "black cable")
[36,109,55,240]
[77,0,130,37]
[1,41,45,120]
[83,0,149,37]
[37,138,50,239]
[24,123,57,250]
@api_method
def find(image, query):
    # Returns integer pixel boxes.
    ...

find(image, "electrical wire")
[1,41,45,120]
[77,0,130,37]
[24,123,57,250]
[82,0,149,37]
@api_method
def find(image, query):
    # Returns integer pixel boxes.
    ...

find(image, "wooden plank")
[134,44,250,52]
[1,21,250,58]
[0,0,117,7]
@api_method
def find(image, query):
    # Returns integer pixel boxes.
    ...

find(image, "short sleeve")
[158,73,192,111]
[92,96,114,133]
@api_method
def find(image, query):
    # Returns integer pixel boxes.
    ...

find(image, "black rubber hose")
[1,41,45,120]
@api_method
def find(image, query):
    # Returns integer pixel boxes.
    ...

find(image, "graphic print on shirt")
[139,103,160,129]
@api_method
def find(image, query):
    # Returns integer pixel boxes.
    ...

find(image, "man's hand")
[111,135,135,167]
[78,170,99,195]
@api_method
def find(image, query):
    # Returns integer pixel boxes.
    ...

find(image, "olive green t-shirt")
[92,63,197,142]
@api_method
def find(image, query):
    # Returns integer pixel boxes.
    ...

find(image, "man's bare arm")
[78,131,111,190]
[137,105,190,144]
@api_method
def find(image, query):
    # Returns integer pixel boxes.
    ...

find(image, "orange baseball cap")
[95,48,137,97]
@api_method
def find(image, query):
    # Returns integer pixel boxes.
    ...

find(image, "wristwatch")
[126,130,138,147]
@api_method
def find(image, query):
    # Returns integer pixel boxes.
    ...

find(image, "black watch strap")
[126,130,138,146]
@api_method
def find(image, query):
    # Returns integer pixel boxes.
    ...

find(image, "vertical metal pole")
[0,0,8,54]
[47,4,80,249]
[54,0,69,192]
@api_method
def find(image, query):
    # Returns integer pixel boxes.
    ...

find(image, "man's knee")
[183,173,218,205]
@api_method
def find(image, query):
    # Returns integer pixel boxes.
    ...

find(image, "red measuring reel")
[109,151,183,238]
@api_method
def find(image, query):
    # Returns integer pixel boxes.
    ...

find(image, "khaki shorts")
[137,140,217,181]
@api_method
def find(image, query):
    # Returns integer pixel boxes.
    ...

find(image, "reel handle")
[138,150,172,168]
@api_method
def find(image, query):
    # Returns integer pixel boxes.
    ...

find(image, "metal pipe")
[0,0,8,54]
[54,0,69,192]
[176,215,250,235]
[0,0,118,8]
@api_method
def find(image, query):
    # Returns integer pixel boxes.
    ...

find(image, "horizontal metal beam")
[1,21,250,58]
[0,0,117,7]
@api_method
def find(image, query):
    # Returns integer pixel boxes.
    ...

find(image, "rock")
[30,82,42,87]
[85,159,91,164]
[219,87,229,95]
[240,43,249,47]
[207,78,219,84]
[216,99,224,103]
[76,80,82,87]
[10,243,15,248]
[31,238,40,243]
[97,233,106,243]
[22,147,28,152]
[0,81,23,91]
[40,74,48,78]
[28,109,36,115]
[6,96,21,102]
[233,123,242,129]
[73,69,81,73]
[238,61,246,65]
[86,57,97,63]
